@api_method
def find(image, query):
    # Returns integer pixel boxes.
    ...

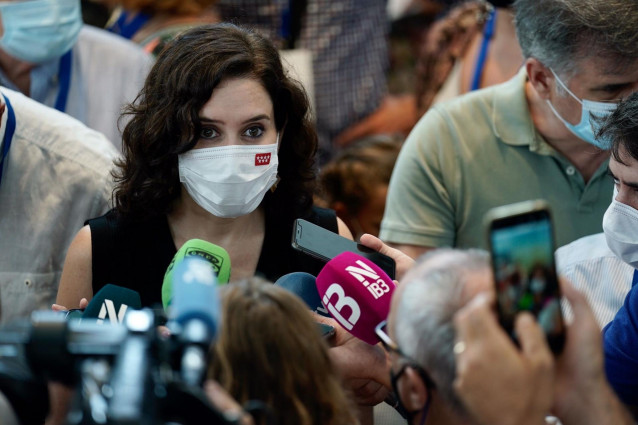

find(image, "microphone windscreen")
[316,252,396,344]
[274,272,330,317]
[82,284,142,324]
[171,256,220,338]
[162,239,231,308]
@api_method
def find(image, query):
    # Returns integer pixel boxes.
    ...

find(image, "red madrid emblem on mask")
[255,153,271,166]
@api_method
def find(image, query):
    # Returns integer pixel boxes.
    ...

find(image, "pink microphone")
[316,252,396,345]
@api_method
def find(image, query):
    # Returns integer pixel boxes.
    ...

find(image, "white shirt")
[0,87,118,324]
[555,232,634,328]
[0,25,153,150]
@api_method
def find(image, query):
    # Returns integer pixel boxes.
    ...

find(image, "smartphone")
[485,200,565,354]
[292,219,396,279]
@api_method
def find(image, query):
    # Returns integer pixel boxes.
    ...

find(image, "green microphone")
[162,239,231,308]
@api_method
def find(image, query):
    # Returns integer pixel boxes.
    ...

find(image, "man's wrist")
[558,382,633,425]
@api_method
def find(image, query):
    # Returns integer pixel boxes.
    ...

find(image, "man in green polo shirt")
[380,0,638,257]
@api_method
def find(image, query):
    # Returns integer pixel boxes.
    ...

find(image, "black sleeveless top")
[88,207,338,307]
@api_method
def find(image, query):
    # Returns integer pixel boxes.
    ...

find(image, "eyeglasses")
[375,319,408,357]
[375,320,437,390]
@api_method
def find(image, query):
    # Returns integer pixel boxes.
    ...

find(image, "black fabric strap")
[86,213,113,296]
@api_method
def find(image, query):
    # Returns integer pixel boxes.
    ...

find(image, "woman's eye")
[243,126,264,138]
[200,127,218,139]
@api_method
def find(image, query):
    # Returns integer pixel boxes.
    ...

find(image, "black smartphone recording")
[485,200,565,354]
[291,219,396,279]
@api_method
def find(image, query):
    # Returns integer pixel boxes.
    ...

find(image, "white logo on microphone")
[345,260,390,300]
[97,299,128,325]
[323,284,361,330]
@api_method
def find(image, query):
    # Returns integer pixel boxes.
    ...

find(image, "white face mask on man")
[178,136,279,219]
[603,191,638,268]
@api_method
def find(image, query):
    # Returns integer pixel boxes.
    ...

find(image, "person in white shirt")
[556,233,633,327]
[0,86,118,323]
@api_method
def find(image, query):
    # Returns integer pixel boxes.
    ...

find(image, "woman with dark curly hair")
[56,23,351,308]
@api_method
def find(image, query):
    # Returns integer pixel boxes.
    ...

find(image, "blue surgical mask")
[0,0,82,63]
[546,69,617,149]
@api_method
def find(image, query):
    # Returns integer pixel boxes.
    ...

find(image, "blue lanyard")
[280,1,291,43]
[470,8,497,92]
[107,11,151,40]
[632,269,638,288]
[54,50,72,113]
[0,94,16,188]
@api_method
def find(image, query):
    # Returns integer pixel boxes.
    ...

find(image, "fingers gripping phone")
[291,219,396,279]
[485,200,565,354]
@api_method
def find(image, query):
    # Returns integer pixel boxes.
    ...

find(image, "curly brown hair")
[114,23,318,220]
[118,0,217,15]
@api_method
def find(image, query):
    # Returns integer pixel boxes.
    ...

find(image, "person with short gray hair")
[382,249,492,424]
[381,0,638,259]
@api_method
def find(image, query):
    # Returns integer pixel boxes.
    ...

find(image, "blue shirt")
[603,269,638,406]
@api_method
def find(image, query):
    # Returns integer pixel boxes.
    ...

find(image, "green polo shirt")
[380,68,612,249]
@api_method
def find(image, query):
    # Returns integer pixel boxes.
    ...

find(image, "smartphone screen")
[487,202,565,354]
[292,219,396,279]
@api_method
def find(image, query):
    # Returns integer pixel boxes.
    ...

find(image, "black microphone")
[274,272,331,318]
[83,284,142,324]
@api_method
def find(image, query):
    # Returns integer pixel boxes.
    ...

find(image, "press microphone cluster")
[274,253,396,345]
[0,252,231,425]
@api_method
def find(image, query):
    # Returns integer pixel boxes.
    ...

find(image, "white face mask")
[178,140,279,218]
[603,199,638,268]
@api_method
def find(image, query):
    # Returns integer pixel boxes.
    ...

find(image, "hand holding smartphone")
[291,219,396,279]
[485,200,565,354]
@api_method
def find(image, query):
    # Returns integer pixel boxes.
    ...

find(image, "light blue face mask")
[546,68,618,149]
[0,0,82,64]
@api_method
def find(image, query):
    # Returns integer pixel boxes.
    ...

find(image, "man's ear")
[526,58,554,100]
[397,366,429,412]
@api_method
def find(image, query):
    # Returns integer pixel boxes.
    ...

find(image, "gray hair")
[514,0,638,77]
[393,249,490,417]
